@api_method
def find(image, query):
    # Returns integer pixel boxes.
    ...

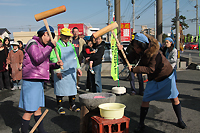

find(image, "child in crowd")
[18,26,63,133]
[84,40,96,74]
[6,42,23,90]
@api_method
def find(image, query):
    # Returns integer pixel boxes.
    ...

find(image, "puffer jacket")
[22,36,59,80]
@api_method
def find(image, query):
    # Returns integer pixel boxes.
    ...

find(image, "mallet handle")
[29,109,49,133]
[111,30,131,67]
[43,19,63,69]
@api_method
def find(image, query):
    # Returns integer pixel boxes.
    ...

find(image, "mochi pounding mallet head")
[34,5,66,69]
[92,22,118,38]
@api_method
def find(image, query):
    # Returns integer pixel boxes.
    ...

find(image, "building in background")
[13,31,59,44]
[0,28,11,39]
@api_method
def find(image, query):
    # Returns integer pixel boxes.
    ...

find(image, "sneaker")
[70,104,80,112]
[89,69,95,74]
[77,86,80,90]
[57,107,65,115]
[131,91,136,95]
[11,86,18,91]
[18,86,21,90]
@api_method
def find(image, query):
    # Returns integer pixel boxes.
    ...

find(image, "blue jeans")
[90,64,102,93]
[130,72,144,94]
[13,79,22,87]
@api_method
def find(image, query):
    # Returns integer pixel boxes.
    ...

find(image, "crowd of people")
[0,25,187,133]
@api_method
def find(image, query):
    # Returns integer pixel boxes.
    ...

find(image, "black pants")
[85,70,91,90]
[0,71,11,89]
[56,95,76,108]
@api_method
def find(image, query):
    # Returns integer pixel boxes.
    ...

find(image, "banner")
[110,24,118,81]
[191,36,194,42]
[121,23,130,42]
[199,26,200,56]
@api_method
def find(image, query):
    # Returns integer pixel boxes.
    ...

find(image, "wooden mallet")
[29,109,49,133]
[92,22,118,38]
[34,5,66,69]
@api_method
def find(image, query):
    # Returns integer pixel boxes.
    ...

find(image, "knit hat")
[11,41,19,46]
[134,33,149,44]
[164,37,174,44]
[37,25,54,34]
[60,28,73,37]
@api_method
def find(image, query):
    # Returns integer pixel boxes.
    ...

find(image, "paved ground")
[0,68,200,133]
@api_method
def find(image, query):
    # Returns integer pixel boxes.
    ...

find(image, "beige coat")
[7,50,23,80]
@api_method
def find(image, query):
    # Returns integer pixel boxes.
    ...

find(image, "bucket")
[98,103,126,119]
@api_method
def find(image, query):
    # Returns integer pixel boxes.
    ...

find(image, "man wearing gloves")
[50,28,82,115]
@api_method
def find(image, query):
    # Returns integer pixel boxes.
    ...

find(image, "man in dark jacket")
[89,36,105,92]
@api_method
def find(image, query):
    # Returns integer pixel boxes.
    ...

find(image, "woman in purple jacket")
[19,26,63,133]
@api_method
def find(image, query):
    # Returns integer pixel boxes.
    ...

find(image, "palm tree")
[171,15,189,30]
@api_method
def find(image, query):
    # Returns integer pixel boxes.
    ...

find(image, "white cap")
[11,42,19,46]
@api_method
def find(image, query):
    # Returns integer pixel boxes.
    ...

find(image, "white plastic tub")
[98,103,126,119]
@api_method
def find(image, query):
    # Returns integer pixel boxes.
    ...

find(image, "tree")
[171,15,189,30]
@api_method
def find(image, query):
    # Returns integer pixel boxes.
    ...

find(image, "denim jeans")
[13,79,22,87]
[130,72,144,94]
[90,64,102,93]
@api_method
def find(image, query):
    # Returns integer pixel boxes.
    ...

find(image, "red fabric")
[85,48,91,54]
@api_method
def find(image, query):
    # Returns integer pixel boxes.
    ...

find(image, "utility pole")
[176,0,180,68]
[154,1,156,39]
[195,0,198,37]
[115,0,121,43]
[132,0,135,33]
[156,0,162,44]
[106,0,111,42]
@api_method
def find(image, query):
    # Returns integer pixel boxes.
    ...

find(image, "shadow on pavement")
[51,115,80,133]
[0,100,24,133]
[177,79,200,85]
[45,95,81,133]
[125,109,166,133]
[193,88,200,91]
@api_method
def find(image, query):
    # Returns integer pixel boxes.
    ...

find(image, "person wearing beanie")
[6,42,23,90]
[118,33,186,132]
[163,37,178,80]
[18,25,63,133]
[50,28,82,115]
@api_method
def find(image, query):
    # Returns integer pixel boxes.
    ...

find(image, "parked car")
[102,42,112,62]
[184,42,198,50]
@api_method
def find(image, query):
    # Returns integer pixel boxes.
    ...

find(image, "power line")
[74,7,107,22]
[135,0,154,19]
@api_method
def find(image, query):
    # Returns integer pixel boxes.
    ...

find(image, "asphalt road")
[0,69,200,133]
[181,49,200,64]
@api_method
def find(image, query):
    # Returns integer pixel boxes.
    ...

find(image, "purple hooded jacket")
[22,36,59,80]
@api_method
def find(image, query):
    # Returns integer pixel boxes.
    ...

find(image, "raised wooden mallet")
[34,5,66,69]
[92,22,118,38]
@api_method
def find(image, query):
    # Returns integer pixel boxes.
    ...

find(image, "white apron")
[54,42,77,96]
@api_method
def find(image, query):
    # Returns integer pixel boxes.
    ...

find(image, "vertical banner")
[110,25,118,81]
[199,26,200,56]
